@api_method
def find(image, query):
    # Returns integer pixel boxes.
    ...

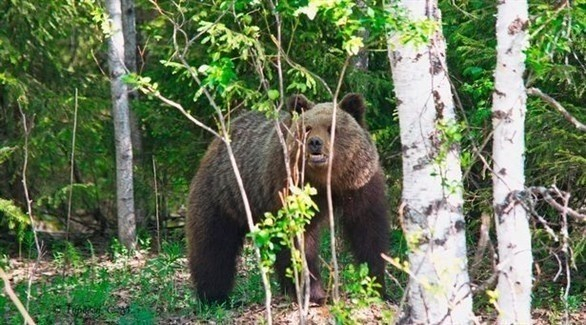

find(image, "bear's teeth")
[308,154,327,165]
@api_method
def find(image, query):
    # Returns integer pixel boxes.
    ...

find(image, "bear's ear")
[339,93,366,127]
[287,94,314,114]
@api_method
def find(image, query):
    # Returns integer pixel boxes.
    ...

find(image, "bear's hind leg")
[188,213,245,304]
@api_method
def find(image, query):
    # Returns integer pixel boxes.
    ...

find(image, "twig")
[527,186,586,220]
[152,7,273,323]
[175,43,276,325]
[269,35,334,98]
[142,88,221,139]
[0,268,36,325]
[552,252,563,282]
[326,57,351,302]
[266,1,311,320]
[554,186,572,325]
[449,66,498,183]
[527,87,586,132]
[470,272,498,295]
[448,0,479,19]
[66,88,79,242]
[470,213,492,274]
[17,104,43,313]
[271,2,285,110]
[152,155,161,253]
[514,190,559,242]
[517,184,582,324]
[528,1,570,40]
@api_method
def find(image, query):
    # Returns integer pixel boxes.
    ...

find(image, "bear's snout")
[307,136,327,166]
[308,136,323,154]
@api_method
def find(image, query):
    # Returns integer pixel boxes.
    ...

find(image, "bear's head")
[286,93,380,191]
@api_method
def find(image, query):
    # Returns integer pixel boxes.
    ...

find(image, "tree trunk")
[121,0,137,75]
[492,0,532,323]
[121,0,145,230]
[105,0,136,250]
[388,1,473,323]
[351,0,369,71]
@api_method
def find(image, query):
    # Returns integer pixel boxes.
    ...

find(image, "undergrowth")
[0,227,406,324]
[0,239,236,324]
[2,224,582,323]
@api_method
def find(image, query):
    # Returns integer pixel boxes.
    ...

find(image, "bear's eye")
[327,125,332,134]
[305,126,312,134]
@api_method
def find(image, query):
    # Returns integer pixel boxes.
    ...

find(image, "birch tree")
[387,1,473,323]
[492,0,532,323]
[105,0,136,250]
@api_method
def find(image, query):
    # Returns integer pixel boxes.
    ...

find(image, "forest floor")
[2,238,585,324]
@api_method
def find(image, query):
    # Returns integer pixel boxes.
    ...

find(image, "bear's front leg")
[276,219,326,305]
[341,173,390,297]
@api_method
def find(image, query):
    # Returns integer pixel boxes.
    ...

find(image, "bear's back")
[189,110,290,225]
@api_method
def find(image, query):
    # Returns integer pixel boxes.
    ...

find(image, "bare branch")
[148,6,274,322]
[269,35,334,98]
[0,268,36,325]
[527,87,586,132]
[326,57,351,303]
[17,103,43,313]
[514,191,559,241]
[555,186,572,324]
[470,213,493,274]
[152,156,161,253]
[66,88,79,242]
[527,186,586,220]
[142,87,221,139]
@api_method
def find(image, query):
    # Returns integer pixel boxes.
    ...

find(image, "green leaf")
[343,36,364,56]
[268,90,279,100]
[296,3,319,20]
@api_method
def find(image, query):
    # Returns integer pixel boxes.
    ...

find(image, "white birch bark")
[492,0,532,323]
[388,1,472,323]
[106,0,136,250]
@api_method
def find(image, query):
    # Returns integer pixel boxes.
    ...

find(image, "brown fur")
[186,93,390,304]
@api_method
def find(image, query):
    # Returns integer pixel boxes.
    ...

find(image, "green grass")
[3,226,581,324]
[0,236,289,324]
[1,230,404,323]
[1,240,206,324]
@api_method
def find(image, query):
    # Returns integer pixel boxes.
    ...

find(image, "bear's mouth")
[308,153,328,166]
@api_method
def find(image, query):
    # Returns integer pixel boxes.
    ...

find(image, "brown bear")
[186,93,390,305]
